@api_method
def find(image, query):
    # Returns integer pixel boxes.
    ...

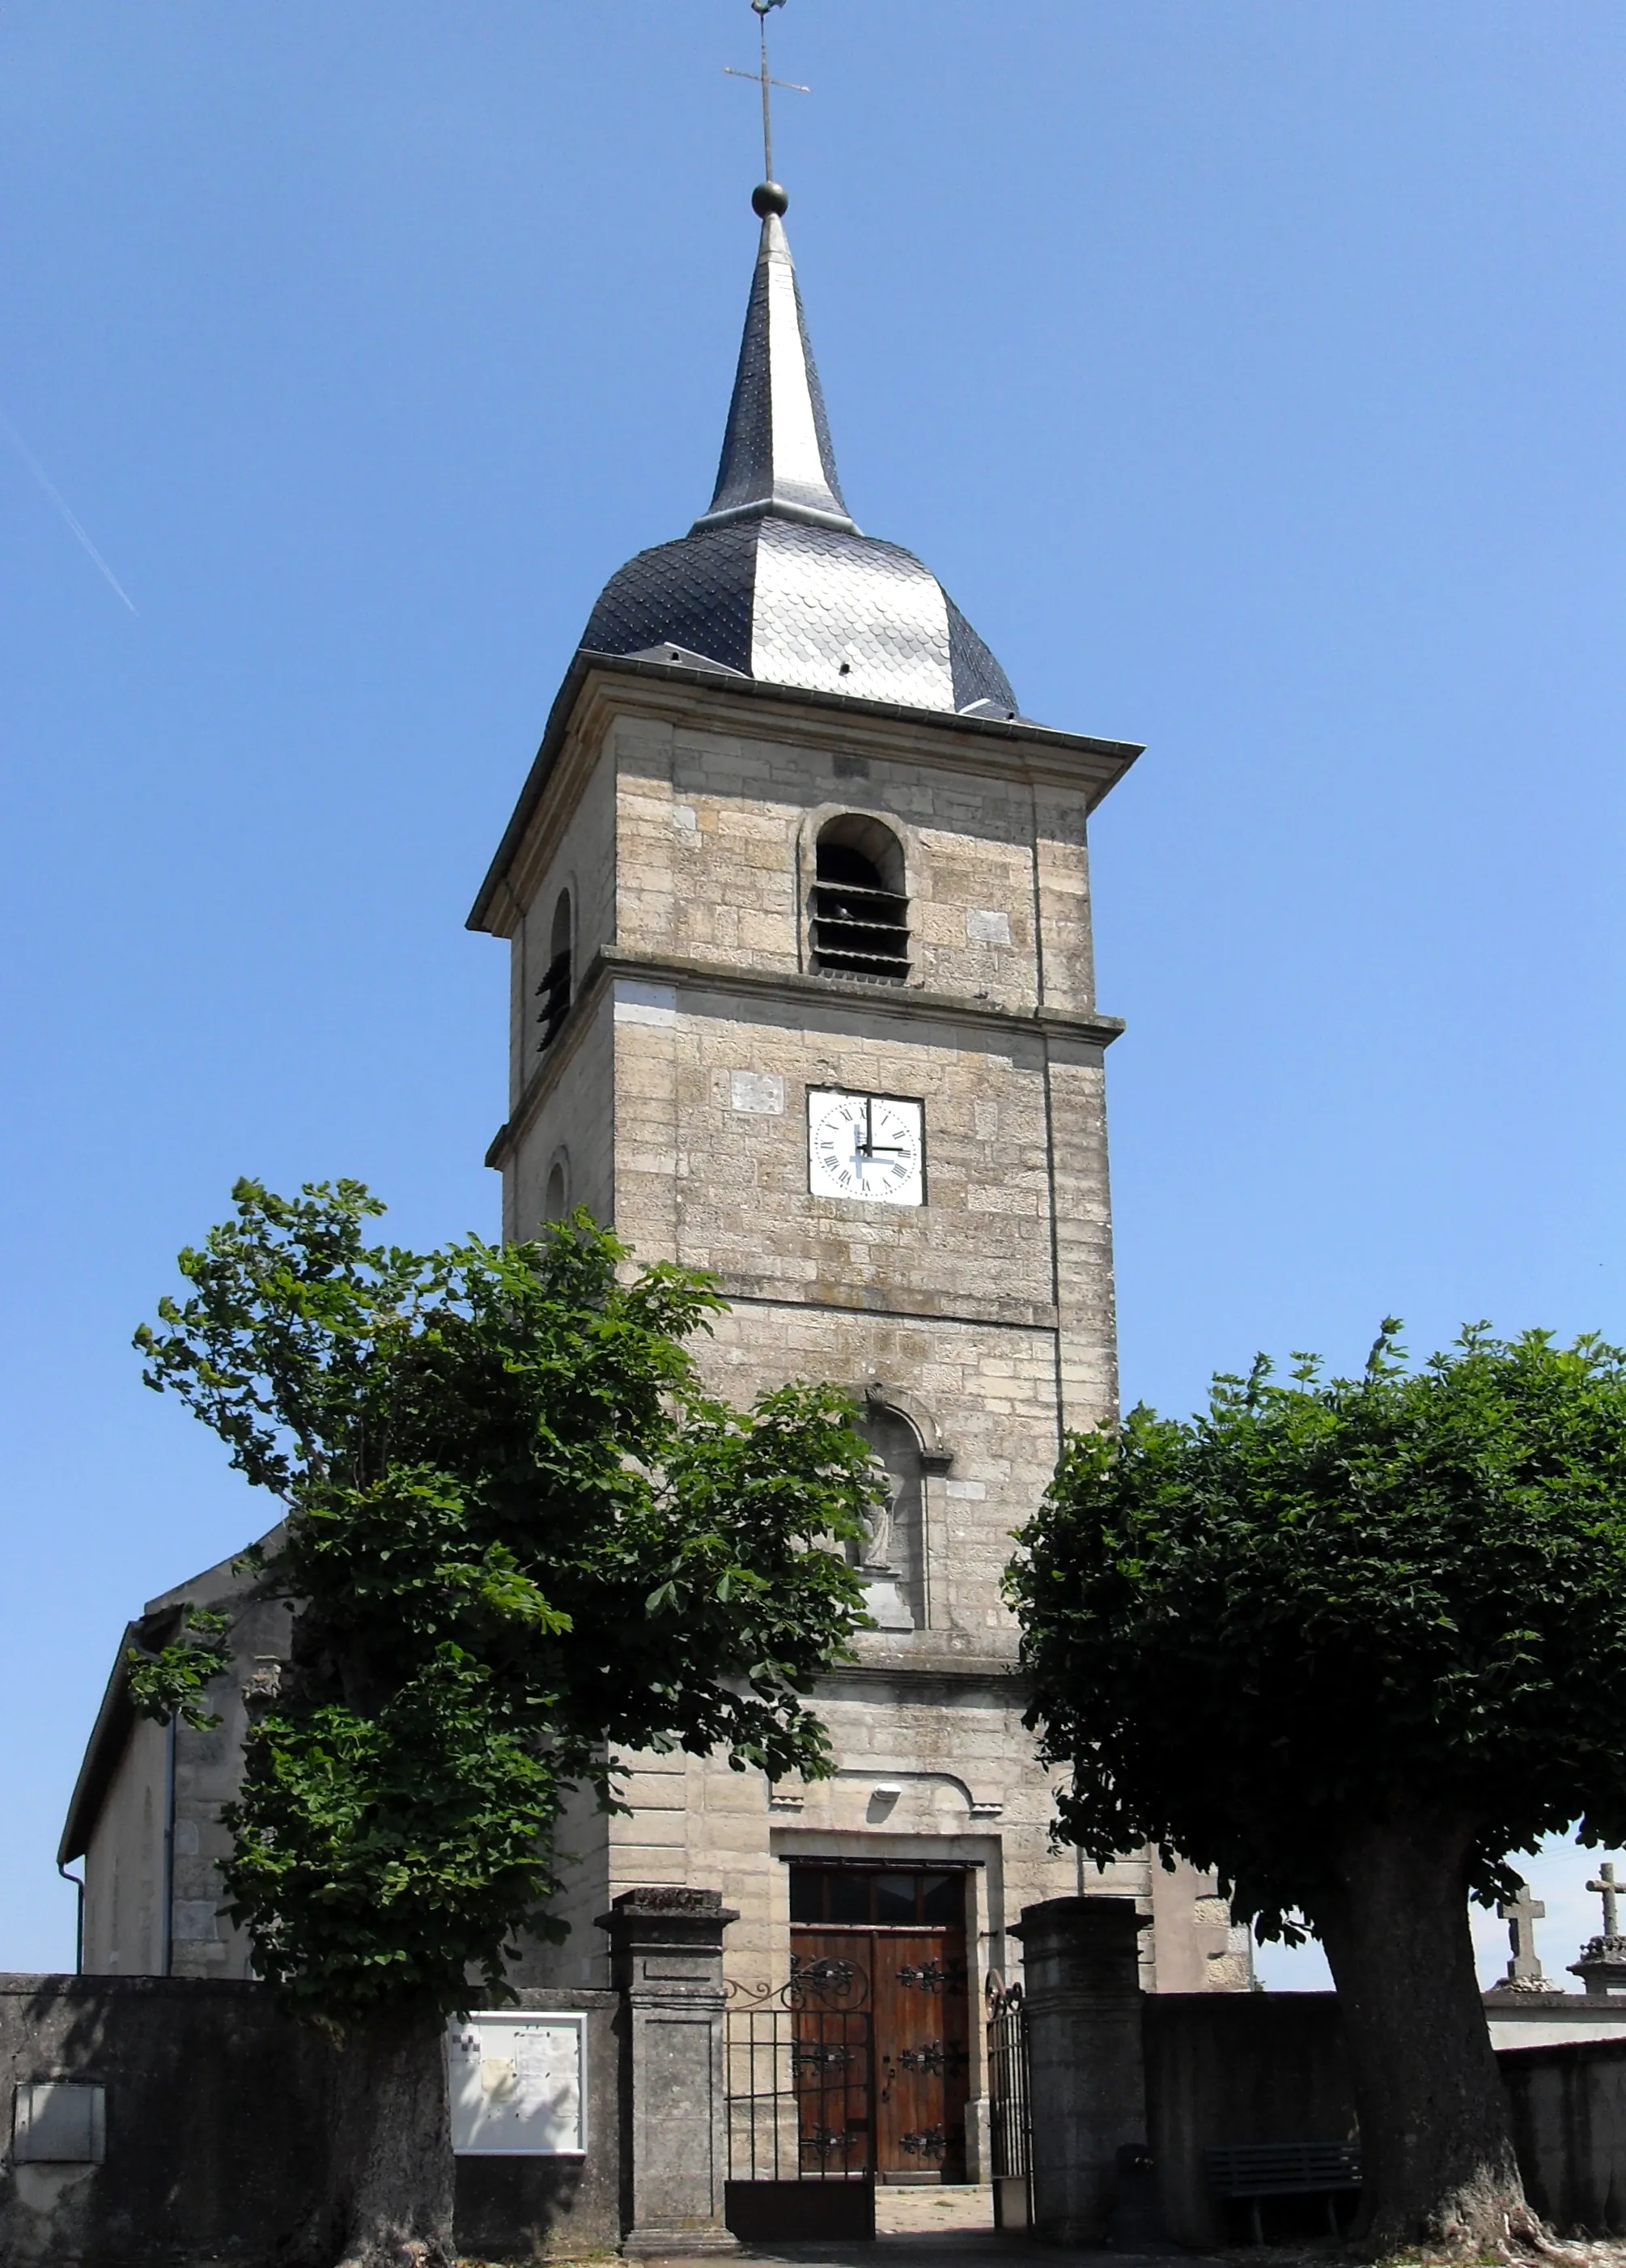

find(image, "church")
[59,168,1250,2188]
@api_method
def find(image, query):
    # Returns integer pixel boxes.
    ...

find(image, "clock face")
[807,1089,924,1207]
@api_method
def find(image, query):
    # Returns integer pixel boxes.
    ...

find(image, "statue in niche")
[851,1410,923,1632]
[861,1463,902,1571]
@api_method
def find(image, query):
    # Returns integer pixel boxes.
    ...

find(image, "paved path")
[642,2188,1221,2268]
[873,2189,997,2236]
[645,2244,1217,2268]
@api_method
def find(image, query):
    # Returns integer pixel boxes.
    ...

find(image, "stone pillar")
[1013,1895,1150,2245]
[598,1887,741,2256]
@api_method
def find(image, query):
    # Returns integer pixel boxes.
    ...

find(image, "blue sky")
[1,2,1621,1981]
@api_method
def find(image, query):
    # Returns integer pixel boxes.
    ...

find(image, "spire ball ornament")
[752,181,789,218]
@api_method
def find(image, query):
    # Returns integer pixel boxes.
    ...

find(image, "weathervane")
[724,0,808,206]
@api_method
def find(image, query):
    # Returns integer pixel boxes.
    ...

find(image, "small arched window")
[810,818,909,983]
[535,889,573,1054]
[543,1153,570,1224]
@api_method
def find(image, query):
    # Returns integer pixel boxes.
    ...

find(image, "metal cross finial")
[1588,1861,1624,1939]
[724,0,808,190]
[1497,1878,1547,1984]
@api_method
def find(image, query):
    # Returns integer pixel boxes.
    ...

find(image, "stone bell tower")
[469,178,1249,2176]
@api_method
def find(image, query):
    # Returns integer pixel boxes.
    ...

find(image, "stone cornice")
[816,1651,1028,1697]
[600,947,1124,1047]
[469,652,1144,934]
[485,942,1124,1170]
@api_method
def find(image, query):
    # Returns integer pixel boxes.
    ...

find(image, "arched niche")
[851,1402,927,1631]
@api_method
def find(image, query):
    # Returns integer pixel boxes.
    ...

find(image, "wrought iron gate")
[985,1973,1032,2230]
[723,1956,877,2240]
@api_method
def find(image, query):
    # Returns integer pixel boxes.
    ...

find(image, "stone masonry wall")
[163,1582,291,1981]
[609,996,1061,1324]
[507,989,616,1244]
[1050,1043,1119,1429]
[698,1300,1058,1637]
[510,739,618,1115]
[609,707,1096,1016]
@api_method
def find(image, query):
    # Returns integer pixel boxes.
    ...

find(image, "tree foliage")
[1008,1322,1626,1939]
[134,1179,877,2026]
[126,1608,233,1730]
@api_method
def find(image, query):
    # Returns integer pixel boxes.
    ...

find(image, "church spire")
[575,152,1018,721]
[692,187,859,537]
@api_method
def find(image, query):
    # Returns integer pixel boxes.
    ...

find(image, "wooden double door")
[790,1864,971,2184]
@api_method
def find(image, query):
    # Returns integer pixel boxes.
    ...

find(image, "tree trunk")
[1316,1811,1541,2252]
[328,1998,456,2268]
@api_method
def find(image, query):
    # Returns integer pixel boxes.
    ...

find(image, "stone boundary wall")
[1501,2036,1626,2236]
[0,1976,620,2267]
[0,1974,330,2267]
[1146,1992,1626,2245]
[1144,1990,1355,2246]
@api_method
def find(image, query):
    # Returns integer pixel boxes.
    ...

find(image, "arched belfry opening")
[851,1401,925,1631]
[536,888,573,1054]
[811,817,910,983]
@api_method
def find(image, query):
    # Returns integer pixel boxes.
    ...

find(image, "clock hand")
[855,1106,904,1160]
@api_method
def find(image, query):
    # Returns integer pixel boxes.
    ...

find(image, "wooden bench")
[1204,2142,1362,2242]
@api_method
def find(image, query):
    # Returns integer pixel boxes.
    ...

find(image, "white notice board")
[447,2011,586,2155]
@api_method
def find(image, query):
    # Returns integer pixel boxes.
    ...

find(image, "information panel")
[447,2011,586,2156]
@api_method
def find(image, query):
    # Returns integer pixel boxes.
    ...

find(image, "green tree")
[1008,1322,1626,2251]
[133,1180,877,2268]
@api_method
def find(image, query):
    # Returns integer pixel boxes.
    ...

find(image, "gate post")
[1011,1896,1150,2245]
[599,1887,741,2256]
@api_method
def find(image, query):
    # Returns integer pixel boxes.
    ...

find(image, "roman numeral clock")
[807,1089,925,1206]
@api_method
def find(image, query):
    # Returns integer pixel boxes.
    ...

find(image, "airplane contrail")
[0,401,138,614]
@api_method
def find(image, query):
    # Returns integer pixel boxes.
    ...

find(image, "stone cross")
[1588,1861,1623,1939]
[1497,1878,1546,1983]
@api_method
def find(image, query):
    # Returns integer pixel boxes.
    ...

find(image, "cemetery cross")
[1496,1879,1546,1983]
[1586,1862,1624,1941]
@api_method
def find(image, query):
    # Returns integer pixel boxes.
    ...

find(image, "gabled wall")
[74,1549,291,1983]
